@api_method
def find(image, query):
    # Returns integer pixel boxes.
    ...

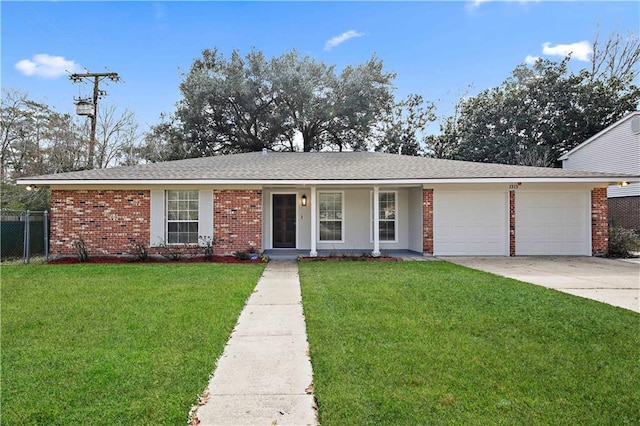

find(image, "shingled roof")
[18,151,636,184]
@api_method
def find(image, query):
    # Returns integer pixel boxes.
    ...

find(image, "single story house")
[17,151,639,258]
[559,111,640,231]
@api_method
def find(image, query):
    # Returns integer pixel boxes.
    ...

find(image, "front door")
[273,194,296,248]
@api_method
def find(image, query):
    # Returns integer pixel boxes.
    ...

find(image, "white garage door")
[516,191,590,255]
[434,191,508,256]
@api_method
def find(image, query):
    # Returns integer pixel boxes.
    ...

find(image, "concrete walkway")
[195,260,317,426]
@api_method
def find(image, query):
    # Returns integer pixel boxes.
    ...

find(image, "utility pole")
[70,71,120,169]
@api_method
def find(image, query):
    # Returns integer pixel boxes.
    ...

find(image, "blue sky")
[2,1,638,135]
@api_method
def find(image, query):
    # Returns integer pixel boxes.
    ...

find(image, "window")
[372,191,397,241]
[319,192,343,241]
[166,190,199,244]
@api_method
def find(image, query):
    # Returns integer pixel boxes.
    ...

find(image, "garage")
[515,191,590,255]
[434,191,509,256]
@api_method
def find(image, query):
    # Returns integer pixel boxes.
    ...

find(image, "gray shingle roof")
[19,151,635,183]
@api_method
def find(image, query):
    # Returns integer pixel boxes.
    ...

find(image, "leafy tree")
[146,48,396,157]
[177,49,292,155]
[441,30,640,166]
[375,94,436,156]
[271,52,396,152]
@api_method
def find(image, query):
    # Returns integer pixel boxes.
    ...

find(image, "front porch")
[262,186,428,256]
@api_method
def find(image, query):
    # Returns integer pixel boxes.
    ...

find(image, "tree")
[375,94,436,156]
[1,89,142,210]
[446,30,640,166]
[271,52,395,152]
[145,48,396,158]
[176,49,292,156]
[590,29,640,82]
[93,104,141,168]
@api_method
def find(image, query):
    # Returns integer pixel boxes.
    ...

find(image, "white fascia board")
[16,176,640,186]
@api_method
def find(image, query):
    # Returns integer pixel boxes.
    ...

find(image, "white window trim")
[166,190,199,245]
[317,190,345,243]
[370,190,398,243]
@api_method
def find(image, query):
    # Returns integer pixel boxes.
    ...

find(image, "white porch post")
[310,186,318,257]
[372,185,381,257]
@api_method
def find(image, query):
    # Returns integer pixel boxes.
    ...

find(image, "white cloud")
[542,41,592,61]
[524,55,540,65]
[468,0,491,9]
[324,30,364,51]
[468,0,540,10]
[15,54,81,79]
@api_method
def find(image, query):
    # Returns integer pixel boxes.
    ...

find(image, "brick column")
[213,190,262,255]
[423,189,434,255]
[509,190,516,256]
[591,187,608,256]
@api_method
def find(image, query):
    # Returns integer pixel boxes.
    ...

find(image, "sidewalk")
[195,260,317,425]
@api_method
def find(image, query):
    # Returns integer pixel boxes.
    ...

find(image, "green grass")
[299,261,640,425]
[1,263,264,425]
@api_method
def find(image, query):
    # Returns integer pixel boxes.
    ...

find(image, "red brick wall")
[50,190,150,256]
[509,190,516,256]
[214,190,262,255]
[608,196,640,231]
[422,189,434,255]
[591,187,608,256]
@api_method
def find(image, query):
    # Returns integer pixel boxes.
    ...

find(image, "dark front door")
[273,194,297,248]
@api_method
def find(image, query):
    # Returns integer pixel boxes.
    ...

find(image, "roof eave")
[16,176,639,187]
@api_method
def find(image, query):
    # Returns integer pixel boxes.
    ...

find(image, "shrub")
[199,236,213,260]
[232,250,250,260]
[72,238,89,262]
[156,240,192,261]
[608,227,640,258]
[130,240,149,261]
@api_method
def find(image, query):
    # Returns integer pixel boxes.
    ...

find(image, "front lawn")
[299,261,640,425]
[1,263,263,425]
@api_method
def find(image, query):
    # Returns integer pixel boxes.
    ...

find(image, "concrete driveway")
[441,256,640,313]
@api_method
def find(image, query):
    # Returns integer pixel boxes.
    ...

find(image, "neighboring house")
[17,151,638,258]
[559,111,640,231]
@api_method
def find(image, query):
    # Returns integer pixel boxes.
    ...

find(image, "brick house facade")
[50,190,151,256]
[213,190,262,255]
[608,197,640,231]
[49,185,611,258]
[23,152,629,258]
[50,189,264,257]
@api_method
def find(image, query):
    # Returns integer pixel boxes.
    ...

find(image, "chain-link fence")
[0,210,49,263]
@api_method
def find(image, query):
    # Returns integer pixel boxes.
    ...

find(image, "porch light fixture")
[301,194,308,206]
[617,181,629,188]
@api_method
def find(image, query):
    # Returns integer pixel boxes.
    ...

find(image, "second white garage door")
[516,191,590,255]
[434,191,509,256]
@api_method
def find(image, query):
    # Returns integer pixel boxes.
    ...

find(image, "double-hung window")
[372,191,397,242]
[318,192,343,241]
[166,190,199,244]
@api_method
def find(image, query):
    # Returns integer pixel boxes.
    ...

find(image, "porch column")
[372,185,381,257]
[310,186,318,257]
